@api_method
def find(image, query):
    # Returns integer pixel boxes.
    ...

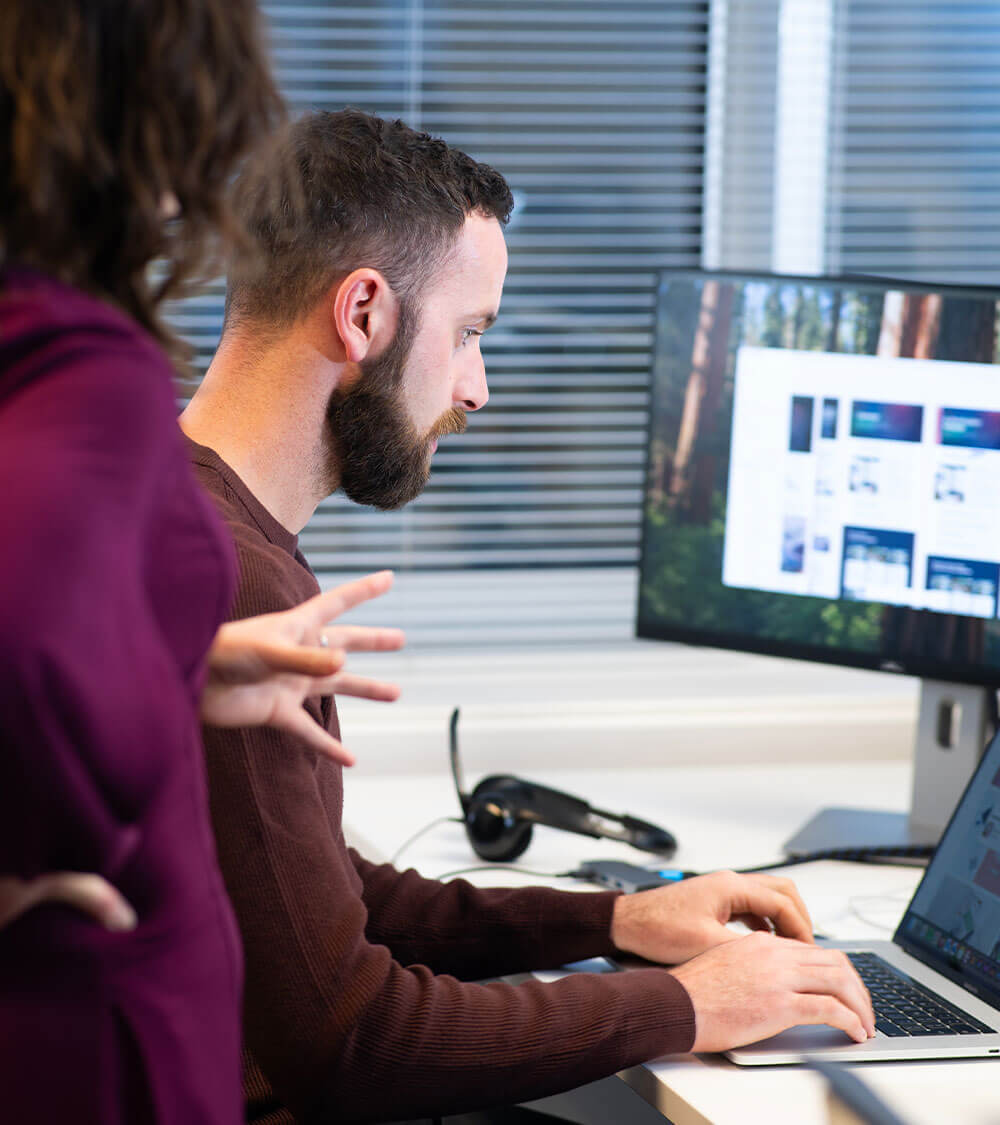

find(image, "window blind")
[826,0,1000,284]
[170,1,709,644]
[705,0,1000,286]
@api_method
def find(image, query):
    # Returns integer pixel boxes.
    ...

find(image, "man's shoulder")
[192,458,319,618]
[191,456,248,523]
[191,457,270,556]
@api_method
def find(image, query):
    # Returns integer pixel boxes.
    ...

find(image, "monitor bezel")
[893,725,1000,1013]
[635,267,1000,688]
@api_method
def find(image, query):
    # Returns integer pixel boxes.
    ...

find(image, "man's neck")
[179,332,336,535]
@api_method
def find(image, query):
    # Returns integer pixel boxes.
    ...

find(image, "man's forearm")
[354,850,621,978]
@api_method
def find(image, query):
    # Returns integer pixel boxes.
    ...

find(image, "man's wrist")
[609,890,633,952]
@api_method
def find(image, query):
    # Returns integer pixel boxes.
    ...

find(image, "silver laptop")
[727,726,1000,1065]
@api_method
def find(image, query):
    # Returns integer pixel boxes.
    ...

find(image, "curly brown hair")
[0,0,285,354]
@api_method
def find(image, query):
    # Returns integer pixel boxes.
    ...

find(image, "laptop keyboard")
[848,952,992,1037]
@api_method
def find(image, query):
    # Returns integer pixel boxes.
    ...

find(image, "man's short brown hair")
[225,108,514,329]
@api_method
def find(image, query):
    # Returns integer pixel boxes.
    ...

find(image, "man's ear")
[331,268,398,365]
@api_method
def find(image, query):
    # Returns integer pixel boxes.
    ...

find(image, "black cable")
[390,815,931,883]
[738,845,933,874]
[561,846,932,889]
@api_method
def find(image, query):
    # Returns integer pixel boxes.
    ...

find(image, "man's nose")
[455,353,489,412]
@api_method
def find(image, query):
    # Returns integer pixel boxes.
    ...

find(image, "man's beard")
[325,309,467,511]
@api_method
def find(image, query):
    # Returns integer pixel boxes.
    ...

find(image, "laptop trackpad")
[738,1024,856,1054]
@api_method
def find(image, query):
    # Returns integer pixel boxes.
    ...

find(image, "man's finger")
[279,703,356,766]
[794,993,870,1044]
[733,913,773,933]
[309,673,401,702]
[306,571,395,627]
[730,883,813,943]
[797,954,875,1035]
[322,625,406,653]
[751,874,813,937]
[254,640,346,678]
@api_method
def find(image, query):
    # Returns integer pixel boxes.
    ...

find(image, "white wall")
[336,640,917,778]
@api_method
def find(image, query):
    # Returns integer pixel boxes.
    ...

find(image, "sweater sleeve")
[351,849,624,979]
[199,538,694,1124]
[0,333,185,882]
[206,715,695,1124]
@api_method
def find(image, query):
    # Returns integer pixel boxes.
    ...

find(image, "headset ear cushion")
[465,792,534,862]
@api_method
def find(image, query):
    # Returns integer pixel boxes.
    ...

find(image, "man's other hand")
[610,870,813,964]
[201,570,404,765]
[669,931,876,1050]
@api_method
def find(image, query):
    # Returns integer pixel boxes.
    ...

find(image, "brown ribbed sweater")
[189,439,696,1125]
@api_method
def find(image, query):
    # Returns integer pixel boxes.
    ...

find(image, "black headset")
[448,707,678,863]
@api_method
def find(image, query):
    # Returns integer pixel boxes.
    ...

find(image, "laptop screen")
[897,726,1000,1008]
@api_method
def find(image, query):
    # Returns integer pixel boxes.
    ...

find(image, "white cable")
[390,817,462,867]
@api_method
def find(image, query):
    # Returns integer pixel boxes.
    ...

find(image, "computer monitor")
[637,269,1000,854]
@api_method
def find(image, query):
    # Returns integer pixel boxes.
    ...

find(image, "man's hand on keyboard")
[668,932,876,1051]
[610,869,813,964]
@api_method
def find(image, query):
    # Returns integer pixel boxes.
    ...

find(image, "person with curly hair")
[0,5,402,1123]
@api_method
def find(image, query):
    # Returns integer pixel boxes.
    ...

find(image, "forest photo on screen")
[638,273,1000,677]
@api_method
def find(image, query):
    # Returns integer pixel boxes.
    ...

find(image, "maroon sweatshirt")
[0,271,243,1125]
[189,440,696,1125]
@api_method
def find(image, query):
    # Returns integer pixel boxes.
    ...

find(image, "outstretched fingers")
[305,571,396,628]
[278,703,356,767]
[309,673,401,702]
[254,638,346,678]
[322,624,406,653]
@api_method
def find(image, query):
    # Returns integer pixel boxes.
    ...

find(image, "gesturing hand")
[201,570,404,765]
[610,870,814,964]
[669,931,876,1051]
[0,874,136,932]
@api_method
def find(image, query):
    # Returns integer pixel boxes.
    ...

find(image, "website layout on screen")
[722,346,1000,619]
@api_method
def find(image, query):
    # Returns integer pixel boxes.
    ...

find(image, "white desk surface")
[344,759,1000,1125]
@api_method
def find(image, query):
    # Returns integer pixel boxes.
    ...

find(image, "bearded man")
[181,109,874,1125]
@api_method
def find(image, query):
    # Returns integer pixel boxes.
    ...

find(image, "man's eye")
[460,328,482,347]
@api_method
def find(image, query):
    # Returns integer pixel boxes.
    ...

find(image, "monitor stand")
[783,679,995,858]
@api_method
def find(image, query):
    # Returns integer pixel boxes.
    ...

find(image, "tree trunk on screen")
[877,292,940,359]
[876,290,906,357]
[669,280,718,502]
[938,300,996,363]
[913,294,942,359]
[669,280,734,524]
[650,280,704,504]
[827,292,842,351]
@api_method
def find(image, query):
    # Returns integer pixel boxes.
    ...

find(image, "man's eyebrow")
[468,311,498,329]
